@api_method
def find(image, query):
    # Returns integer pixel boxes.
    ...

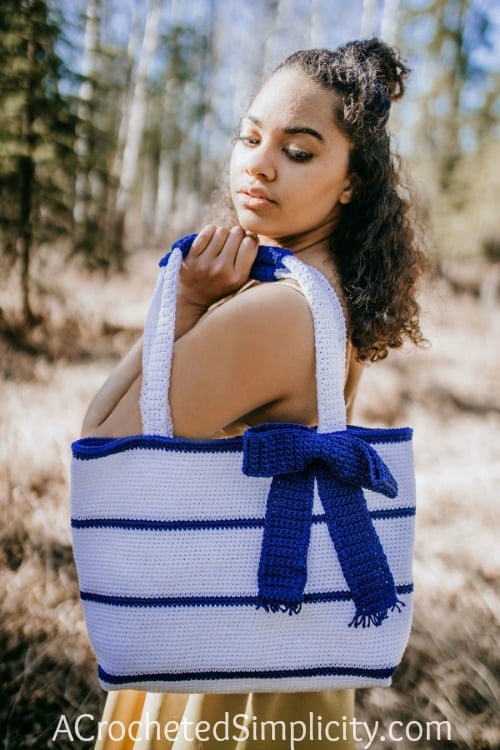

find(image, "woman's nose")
[244,143,277,181]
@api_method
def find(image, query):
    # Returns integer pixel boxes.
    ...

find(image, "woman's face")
[229,68,353,251]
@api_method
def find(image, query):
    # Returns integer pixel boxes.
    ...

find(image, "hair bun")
[275,40,410,128]
[352,38,409,102]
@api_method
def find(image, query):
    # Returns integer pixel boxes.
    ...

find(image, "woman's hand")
[178,224,259,310]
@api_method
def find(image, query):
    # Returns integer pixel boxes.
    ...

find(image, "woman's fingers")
[211,225,245,267]
[179,224,259,308]
[190,224,229,259]
[233,233,259,278]
[189,224,216,255]
[208,226,259,286]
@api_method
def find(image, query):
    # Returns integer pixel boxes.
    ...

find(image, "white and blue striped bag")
[71,234,416,694]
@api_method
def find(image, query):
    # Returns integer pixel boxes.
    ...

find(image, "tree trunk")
[195,0,216,203]
[381,0,400,45]
[19,152,35,326]
[141,151,157,244]
[73,0,100,250]
[111,3,142,183]
[361,0,377,37]
[153,0,181,242]
[441,0,467,186]
[112,0,161,259]
[309,0,323,47]
[19,6,37,326]
[262,0,280,74]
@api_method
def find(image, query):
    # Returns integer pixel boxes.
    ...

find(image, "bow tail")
[316,467,402,628]
[257,470,315,615]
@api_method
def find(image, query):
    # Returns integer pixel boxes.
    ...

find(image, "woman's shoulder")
[204,275,312,326]
[170,280,317,438]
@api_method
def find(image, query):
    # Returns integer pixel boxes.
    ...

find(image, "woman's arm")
[81,337,144,436]
[80,226,260,437]
[80,292,211,437]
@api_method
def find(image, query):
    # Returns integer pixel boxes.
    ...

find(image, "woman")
[82,39,427,750]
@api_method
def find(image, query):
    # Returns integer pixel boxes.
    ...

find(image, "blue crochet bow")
[242,423,403,627]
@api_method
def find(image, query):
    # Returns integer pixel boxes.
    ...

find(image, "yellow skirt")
[94,689,356,750]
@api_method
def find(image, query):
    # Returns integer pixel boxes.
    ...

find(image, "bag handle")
[140,234,347,437]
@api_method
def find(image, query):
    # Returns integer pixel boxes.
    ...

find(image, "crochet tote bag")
[71,233,416,694]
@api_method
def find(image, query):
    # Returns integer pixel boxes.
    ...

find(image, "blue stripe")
[370,506,416,520]
[72,425,412,460]
[98,663,396,685]
[71,506,415,531]
[72,516,265,531]
[80,584,413,609]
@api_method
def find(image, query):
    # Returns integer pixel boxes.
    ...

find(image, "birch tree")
[112,0,161,258]
[193,0,217,202]
[111,4,143,185]
[230,1,260,129]
[380,0,400,45]
[262,0,281,74]
[153,0,183,241]
[73,0,100,253]
[361,0,377,37]
[309,0,324,48]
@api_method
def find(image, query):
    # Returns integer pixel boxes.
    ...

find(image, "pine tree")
[0,0,77,325]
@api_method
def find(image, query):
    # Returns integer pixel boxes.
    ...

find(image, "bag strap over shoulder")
[140,234,348,437]
[279,254,347,433]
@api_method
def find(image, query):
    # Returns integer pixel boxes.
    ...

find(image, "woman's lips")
[238,189,276,209]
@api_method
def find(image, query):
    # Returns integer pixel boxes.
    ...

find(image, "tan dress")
[94,279,357,750]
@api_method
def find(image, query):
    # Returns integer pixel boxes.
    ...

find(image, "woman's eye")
[285,148,313,162]
[235,135,259,145]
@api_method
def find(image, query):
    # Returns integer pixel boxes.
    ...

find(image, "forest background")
[1,0,499,748]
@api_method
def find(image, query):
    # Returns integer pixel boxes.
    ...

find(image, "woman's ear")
[339,174,359,205]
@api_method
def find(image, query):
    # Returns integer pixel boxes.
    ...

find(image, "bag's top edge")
[158,234,294,269]
[72,425,413,460]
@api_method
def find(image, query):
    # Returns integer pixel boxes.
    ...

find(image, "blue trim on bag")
[98,663,396,685]
[71,425,413,460]
[80,584,413,609]
[71,433,243,459]
[71,506,415,531]
[158,234,294,283]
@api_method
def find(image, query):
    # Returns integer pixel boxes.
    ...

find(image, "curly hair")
[275,39,429,362]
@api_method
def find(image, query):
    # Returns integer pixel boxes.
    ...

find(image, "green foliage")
[144,24,213,211]
[1,0,497,288]
[402,0,499,259]
[72,43,130,268]
[0,0,77,317]
[403,0,498,186]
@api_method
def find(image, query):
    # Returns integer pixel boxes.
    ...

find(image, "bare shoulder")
[208,278,314,364]
[213,276,311,324]
[169,279,316,438]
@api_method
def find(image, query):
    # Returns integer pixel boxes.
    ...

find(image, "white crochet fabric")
[71,243,416,694]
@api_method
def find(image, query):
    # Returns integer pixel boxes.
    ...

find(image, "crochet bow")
[242,423,403,627]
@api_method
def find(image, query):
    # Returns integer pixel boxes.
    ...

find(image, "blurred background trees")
[0,0,77,324]
[0,0,498,327]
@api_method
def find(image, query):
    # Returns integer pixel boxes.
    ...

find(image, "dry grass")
[1,252,499,749]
